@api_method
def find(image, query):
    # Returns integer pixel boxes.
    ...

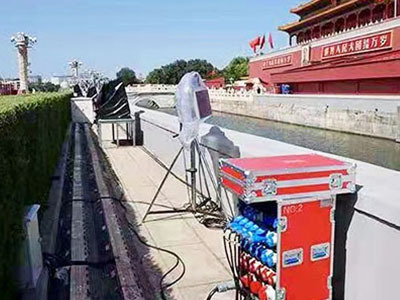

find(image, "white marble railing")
[127,85,266,102]
[211,92,400,140]
[126,84,177,94]
[210,89,400,112]
[208,89,262,102]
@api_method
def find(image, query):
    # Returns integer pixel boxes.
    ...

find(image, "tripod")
[141,138,223,223]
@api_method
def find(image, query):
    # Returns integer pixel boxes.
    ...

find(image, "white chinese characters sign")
[322,31,392,59]
[262,55,293,69]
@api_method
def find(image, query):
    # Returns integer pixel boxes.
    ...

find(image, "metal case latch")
[262,179,278,196]
[278,216,288,232]
[329,173,343,190]
[276,288,286,300]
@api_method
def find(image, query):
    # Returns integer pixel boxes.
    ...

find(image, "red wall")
[205,77,225,89]
[0,84,17,95]
[249,51,302,86]
[358,78,400,94]
[293,82,321,94]
[323,81,358,94]
[291,78,400,94]
[248,23,400,94]
[273,58,400,81]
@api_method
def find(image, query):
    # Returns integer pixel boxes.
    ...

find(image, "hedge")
[0,92,71,299]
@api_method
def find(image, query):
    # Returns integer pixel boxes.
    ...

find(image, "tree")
[222,57,249,83]
[146,59,217,84]
[28,81,60,92]
[186,59,215,79]
[116,67,139,85]
[146,68,165,85]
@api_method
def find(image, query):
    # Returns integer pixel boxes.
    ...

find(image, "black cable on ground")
[222,229,241,300]
[87,128,187,300]
[114,195,186,300]
[206,287,218,300]
[127,220,186,299]
[91,130,229,299]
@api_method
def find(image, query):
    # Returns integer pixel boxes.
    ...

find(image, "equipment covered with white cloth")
[176,72,212,148]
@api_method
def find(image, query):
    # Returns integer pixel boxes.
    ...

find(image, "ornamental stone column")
[11,32,37,94]
[69,59,82,78]
[397,106,400,143]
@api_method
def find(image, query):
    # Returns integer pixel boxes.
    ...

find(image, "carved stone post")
[397,106,400,143]
[11,32,36,94]
[17,45,28,93]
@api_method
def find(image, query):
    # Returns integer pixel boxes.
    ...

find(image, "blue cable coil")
[241,205,279,230]
[229,216,278,268]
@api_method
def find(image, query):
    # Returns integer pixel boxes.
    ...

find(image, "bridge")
[126,84,176,109]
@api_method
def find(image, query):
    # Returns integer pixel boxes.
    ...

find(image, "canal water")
[206,111,400,171]
[144,105,400,171]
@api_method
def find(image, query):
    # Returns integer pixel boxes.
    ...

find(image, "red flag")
[268,33,274,49]
[249,36,261,53]
[260,35,266,50]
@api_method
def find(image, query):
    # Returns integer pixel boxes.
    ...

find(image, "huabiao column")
[11,32,37,94]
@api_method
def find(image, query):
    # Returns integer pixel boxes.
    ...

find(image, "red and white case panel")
[276,198,335,300]
[220,154,356,203]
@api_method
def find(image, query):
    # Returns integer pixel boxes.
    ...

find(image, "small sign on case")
[311,243,331,262]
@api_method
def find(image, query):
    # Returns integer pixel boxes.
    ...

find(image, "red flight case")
[219,154,356,203]
[220,154,357,300]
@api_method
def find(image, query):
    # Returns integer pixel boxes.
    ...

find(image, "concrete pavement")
[136,107,400,300]
[103,140,236,300]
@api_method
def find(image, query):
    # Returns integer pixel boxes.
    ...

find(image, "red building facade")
[0,82,18,95]
[205,77,226,89]
[249,0,400,94]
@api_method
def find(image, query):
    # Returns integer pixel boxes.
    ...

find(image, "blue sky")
[0,0,301,79]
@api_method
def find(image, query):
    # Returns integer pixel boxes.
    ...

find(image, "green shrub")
[0,92,71,299]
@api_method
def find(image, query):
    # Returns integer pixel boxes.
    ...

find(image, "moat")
[157,107,400,171]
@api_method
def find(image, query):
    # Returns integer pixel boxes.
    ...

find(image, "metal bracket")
[330,208,336,223]
[347,182,357,193]
[243,191,257,203]
[262,179,278,196]
[347,163,357,175]
[327,275,332,289]
[276,288,286,300]
[320,197,334,208]
[244,173,256,186]
[278,216,288,232]
[329,173,343,190]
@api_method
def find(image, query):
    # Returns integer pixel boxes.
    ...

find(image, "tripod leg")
[195,140,222,204]
[142,147,184,223]
[190,141,197,211]
[198,151,211,201]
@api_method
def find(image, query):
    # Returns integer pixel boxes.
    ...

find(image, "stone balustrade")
[126,84,177,94]
[208,88,260,102]
[210,92,400,141]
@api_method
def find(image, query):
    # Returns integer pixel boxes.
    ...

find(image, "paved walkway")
[103,139,235,300]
